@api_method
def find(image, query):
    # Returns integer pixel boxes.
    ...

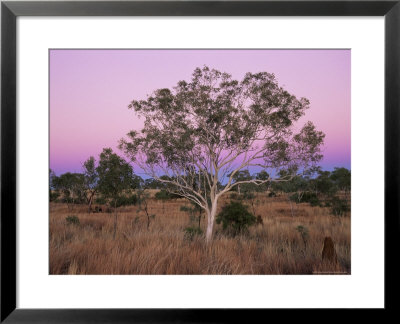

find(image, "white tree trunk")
[205,199,218,244]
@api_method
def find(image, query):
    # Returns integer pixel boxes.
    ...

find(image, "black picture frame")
[1,0,399,322]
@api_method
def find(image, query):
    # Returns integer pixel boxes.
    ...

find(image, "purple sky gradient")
[50,49,350,176]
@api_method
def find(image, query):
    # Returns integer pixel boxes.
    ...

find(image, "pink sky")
[50,49,350,175]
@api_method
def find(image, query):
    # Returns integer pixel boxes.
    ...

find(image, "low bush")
[65,215,80,225]
[290,192,321,207]
[49,191,60,202]
[242,192,256,200]
[329,196,350,217]
[62,197,85,204]
[216,201,256,235]
[155,190,180,200]
[95,196,107,205]
[184,226,203,241]
[113,194,138,207]
[229,192,239,200]
[230,191,255,201]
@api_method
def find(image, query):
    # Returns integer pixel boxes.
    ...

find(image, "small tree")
[290,191,320,207]
[311,169,337,196]
[136,189,155,230]
[228,172,260,217]
[216,201,256,235]
[330,167,351,199]
[272,170,312,216]
[229,170,254,195]
[82,156,99,213]
[254,170,271,192]
[132,174,144,191]
[52,172,85,209]
[114,194,138,207]
[144,178,163,189]
[329,195,350,217]
[96,148,134,239]
[49,169,60,202]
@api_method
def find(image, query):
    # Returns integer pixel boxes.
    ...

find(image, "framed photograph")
[1,0,399,322]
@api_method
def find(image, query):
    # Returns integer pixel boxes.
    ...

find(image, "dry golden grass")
[49,193,350,275]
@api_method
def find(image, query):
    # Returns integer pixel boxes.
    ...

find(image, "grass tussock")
[49,193,350,275]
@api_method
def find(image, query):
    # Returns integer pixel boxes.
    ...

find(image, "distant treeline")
[50,149,350,216]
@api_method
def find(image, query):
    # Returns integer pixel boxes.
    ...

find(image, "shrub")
[216,201,256,235]
[290,192,321,207]
[155,190,180,200]
[268,191,277,197]
[230,191,255,201]
[66,215,80,225]
[113,194,138,207]
[61,197,73,204]
[62,197,84,204]
[308,196,321,207]
[229,192,239,200]
[242,192,256,200]
[49,191,60,202]
[184,226,203,241]
[329,196,350,216]
[95,196,107,205]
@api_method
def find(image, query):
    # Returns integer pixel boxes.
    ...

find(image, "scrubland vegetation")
[50,188,350,275]
[49,66,351,274]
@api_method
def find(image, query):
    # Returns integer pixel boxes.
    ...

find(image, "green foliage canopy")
[120,66,325,213]
[96,148,134,202]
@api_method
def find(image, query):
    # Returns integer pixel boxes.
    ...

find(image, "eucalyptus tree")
[120,66,325,243]
[254,170,271,192]
[49,169,59,202]
[313,169,336,195]
[82,156,99,213]
[144,178,164,189]
[52,172,85,207]
[96,148,134,239]
[228,170,253,195]
[272,170,311,217]
[330,167,351,197]
[49,168,56,189]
